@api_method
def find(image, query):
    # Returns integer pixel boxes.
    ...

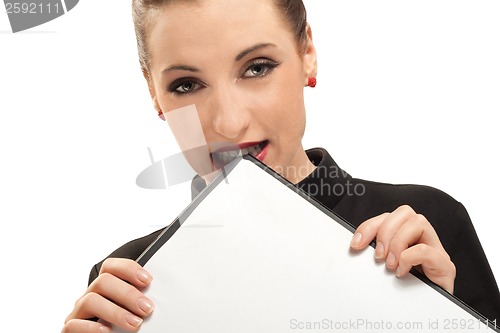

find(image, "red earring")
[308,77,317,88]
[157,109,166,121]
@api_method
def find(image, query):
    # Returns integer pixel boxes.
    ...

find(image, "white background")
[0,1,498,332]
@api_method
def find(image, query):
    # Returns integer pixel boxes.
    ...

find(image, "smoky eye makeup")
[167,77,204,95]
[242,58,280,78]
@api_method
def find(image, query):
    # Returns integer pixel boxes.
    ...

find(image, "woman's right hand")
[61,258,155,333]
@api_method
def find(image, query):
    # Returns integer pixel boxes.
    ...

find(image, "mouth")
[211,140,269,168]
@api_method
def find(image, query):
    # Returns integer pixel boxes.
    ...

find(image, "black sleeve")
[443,202,500,324]
[87,228,165,286]
[88,263,100,286]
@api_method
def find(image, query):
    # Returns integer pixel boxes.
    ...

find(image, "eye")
[242,59,279,79]
[168,79,203,95]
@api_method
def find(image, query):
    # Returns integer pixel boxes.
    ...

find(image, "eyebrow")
[162,65,200,74]
[235,43,276,61]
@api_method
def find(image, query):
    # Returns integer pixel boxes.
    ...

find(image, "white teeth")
[241,144,263,157]
[214,143,263,165]
[246,145,260,156]
[216,150,240,164]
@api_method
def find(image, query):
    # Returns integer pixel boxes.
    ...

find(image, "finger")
[350,213,389,250]
[396,244,456,294]
[385,213,444,270]
[62,319,111,333]
[88,272,155,317]
[99,258,153,288]
[68,292,144,331]
[370,205,417,260]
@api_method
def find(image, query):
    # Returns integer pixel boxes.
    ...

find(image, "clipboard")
[114,155,499,332]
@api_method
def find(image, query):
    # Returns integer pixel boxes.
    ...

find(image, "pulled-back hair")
[132,0,308,75]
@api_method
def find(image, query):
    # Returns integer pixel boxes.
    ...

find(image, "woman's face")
[146,0,317,183]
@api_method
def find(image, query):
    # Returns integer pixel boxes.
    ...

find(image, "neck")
[281,147,317,184]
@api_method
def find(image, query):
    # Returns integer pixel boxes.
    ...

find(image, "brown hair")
[132,0,308,76]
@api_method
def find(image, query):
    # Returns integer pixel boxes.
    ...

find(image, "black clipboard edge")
[135,155,243,266]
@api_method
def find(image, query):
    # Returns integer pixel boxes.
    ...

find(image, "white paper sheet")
[114,156,498,333]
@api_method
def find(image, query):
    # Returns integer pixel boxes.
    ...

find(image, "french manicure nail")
[138,297,155,314]
[375,242,384,260]
[386,252,396,268]
[125,314,143,328]
[137,269,153,284]
[350,232,362,248]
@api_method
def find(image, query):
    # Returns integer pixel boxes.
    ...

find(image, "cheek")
[259,74,306,131]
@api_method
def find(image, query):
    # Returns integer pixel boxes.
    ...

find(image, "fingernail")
[375,242,384,260]
[125,314,143,328]
[396,266,402,278]
[138,297,155,314]
[350,232,362,248]
[386,252,396,268]
[137,269,153,284]
[99,325,111,333]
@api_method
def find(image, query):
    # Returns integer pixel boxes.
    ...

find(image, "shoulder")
[356,178,459,209]
[335,177,464,230]
[88,227,166,285]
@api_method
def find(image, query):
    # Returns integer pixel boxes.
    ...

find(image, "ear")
[302,23,318,86]
[143,69,161,112]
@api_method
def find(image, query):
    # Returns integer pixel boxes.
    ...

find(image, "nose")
[209,86,250,140]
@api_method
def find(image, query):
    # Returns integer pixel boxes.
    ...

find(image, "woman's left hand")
[349,205,456,294]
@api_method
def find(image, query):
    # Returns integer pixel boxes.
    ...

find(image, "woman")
[61,0,500,332]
